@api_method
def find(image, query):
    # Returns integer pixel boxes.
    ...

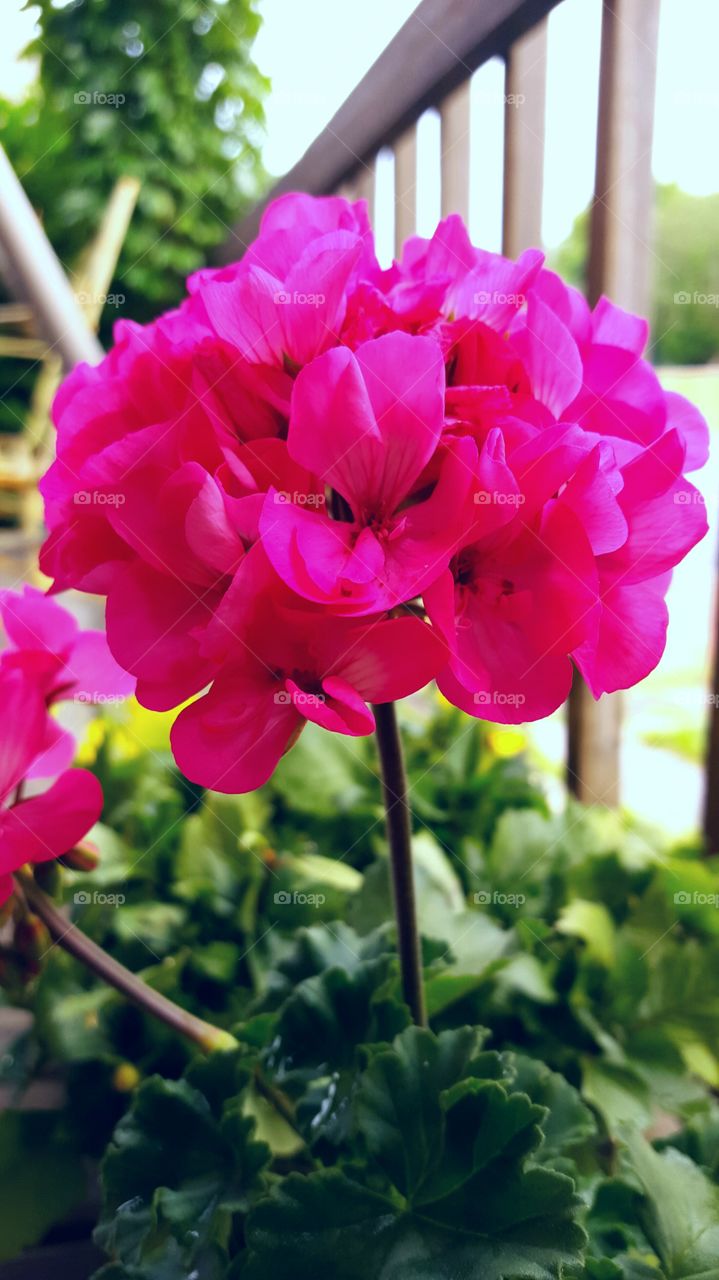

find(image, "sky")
[3,0,718,255]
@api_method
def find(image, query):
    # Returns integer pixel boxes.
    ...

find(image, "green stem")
[14,867,237,1055]
[373,701,427,1027]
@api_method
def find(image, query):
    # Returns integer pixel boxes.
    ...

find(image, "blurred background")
[0,0,717,833]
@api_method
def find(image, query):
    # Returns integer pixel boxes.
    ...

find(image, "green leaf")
[502,1053,597,1160]
[557,900,616,968]
[271,724,369,816]
[355,1026,490,1197]
[271,955,409,1072]
[582,1060,652,1130]
[624,1131,719,1278]
[0,1111,85,1260]
[96,1064,270,1272]
[243,1026,586,1278]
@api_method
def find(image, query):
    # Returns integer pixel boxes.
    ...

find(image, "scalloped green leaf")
[242,1026,587,1279]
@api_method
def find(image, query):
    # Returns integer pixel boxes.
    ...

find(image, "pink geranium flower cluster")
[40,195,708,794]
[0,588,133,901]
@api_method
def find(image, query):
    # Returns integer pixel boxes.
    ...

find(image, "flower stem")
[14,867,237,1055]
[373,701,426,1027]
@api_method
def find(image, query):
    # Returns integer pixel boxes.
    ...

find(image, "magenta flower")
[198,192,378,369]
[0,586,135,776]
[37,194,708,787]
[171,549,444,793]
[259,332,475,614]
[0,667,103,904]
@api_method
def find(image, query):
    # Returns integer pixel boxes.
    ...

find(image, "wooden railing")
[221,0,714,835]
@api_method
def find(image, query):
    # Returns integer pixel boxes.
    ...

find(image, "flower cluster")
[0,587,133,900]
[40,195,708,793]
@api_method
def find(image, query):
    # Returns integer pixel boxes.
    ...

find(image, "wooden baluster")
[394,127,417,258]
[568,0,661,808]
[354,161,376,226]
[440,81,471,221]
[502,18,548,257]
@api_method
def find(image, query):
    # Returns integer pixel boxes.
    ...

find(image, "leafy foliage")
[2,703,719,1274]
[0,0,268,431]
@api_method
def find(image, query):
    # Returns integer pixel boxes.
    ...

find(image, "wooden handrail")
[0,145,102,371]
[218,0,563,261]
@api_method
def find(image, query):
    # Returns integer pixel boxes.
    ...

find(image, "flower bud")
[63,840,101,873]
[14,914,51,968]
[112,1062,141,1093]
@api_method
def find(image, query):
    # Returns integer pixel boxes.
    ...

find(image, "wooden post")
[440,81,471,221]
[354,161,376,226]
[502,18,548,256]
[567,0,661,807]
[394,127,417,257]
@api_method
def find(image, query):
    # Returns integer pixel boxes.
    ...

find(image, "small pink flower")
[0,667,103,904]
[0,586,134,777]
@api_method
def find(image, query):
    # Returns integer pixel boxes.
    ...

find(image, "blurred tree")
[551,184,719,366]
[0,0,269,432]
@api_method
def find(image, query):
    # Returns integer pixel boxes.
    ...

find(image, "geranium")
[0,588,136,902]
[0,666,103,904]
[38,193,708,794]
[0,585,135,775]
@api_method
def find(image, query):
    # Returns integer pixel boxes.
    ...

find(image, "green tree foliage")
[0,0,268,431]
[551,184,719,366]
